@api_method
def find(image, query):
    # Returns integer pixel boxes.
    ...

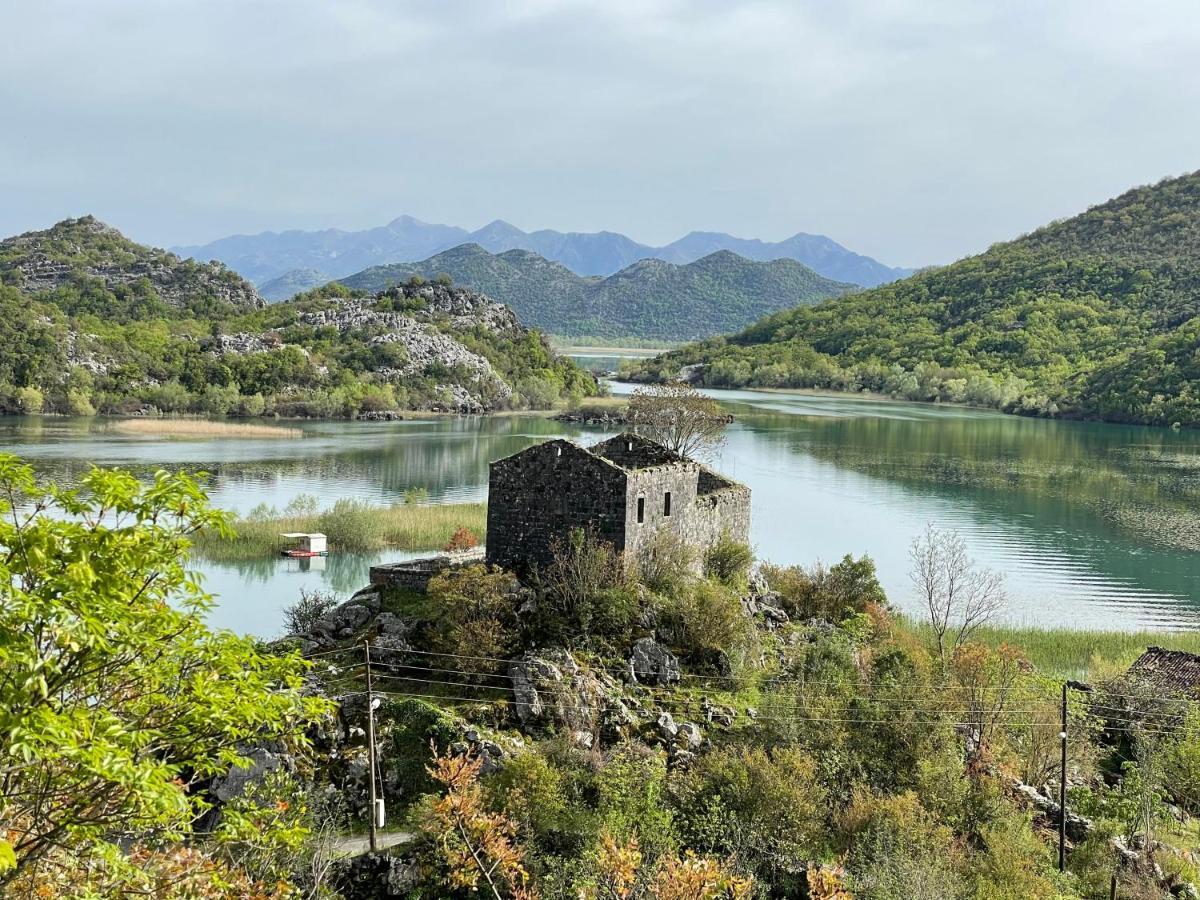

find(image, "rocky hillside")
[0,220,598,417]
[339,244,857,341]
[260,540,1200,899]
[632,169,1200,428]
[0,216,264,317]
[175,214,913,286]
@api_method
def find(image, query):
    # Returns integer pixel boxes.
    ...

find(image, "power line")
[308,643,1200,708]
[351,686,1073,728]
[358,662,1059,715]
[326,655,1194,728]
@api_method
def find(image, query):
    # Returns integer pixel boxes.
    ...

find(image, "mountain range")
[0,217,596,417]
[335,244,856,341]
[630,170,1200,427]
[174,216,913,290]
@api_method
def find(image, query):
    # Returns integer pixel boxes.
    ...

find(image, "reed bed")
[192,498,487,561]
[114,419,302,439]
[933,622,1200,680]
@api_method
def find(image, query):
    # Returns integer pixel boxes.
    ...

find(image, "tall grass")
[897,617,1200,680]
[192,498,487,561]
[113,418,302,439]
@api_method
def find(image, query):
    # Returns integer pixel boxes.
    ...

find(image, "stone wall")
[369,548,486,592]
[484,436,752,580]
[690,485,752,549]
[592,433,683,470]
[622,463,703,560]
[485,440,629,576]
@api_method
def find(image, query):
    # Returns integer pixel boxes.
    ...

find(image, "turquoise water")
[1,385,1197,636]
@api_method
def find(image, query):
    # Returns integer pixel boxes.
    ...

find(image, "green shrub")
[382,698,462,798]
[841,790,965,900]
[531,529,636,647]
[1160,710,1200,814]
[65,389,96,417]
[655,579,757,678]
[635,529,696,597]
[317,498,388,549]
[703,533,754,589]
[14,385,44,414]
[426,565,521,674]
[761,553,886,622]
[671,746,826,889]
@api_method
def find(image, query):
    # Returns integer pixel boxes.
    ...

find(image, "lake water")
[1,383,1197,637]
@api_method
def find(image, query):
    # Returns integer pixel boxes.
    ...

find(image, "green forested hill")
[0,218,597,417]
[631,171,1200,427]
[339,244,855,340]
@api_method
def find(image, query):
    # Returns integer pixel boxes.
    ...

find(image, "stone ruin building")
[484,433,751,576]
[371,432,750,589]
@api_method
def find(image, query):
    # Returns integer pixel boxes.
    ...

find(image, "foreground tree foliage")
[0,455,326,892]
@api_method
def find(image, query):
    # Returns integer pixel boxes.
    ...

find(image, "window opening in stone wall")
[637,497,645,523]
[664,491,671,517]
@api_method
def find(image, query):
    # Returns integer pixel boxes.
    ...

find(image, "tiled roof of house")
[1126,647,1200,695]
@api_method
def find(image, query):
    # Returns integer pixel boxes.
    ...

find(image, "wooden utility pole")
[365,639,378,853]
[1059,680,1068,873]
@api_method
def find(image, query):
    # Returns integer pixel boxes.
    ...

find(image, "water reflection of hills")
[723,407,1200,624]
[736,408,1200,536]
[0,416,615,506]
[5,404,1199,632]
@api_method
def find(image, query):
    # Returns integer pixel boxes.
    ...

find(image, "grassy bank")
[898,618,1200,680]
[192,498,487,561]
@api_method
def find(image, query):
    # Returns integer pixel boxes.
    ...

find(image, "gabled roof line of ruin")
[491,437,629,476]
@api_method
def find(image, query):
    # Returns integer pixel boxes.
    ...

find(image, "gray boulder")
[677,722,703,750]
[629,637,681,686]
[509,650,605,734]
[656,711,679,741]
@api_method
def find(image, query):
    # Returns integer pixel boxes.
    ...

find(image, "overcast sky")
[2,0,1199,266]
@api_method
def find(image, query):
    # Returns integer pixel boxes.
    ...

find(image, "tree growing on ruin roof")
[627,382,730,460]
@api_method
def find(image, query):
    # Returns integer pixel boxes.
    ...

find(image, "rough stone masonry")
[485,432,750,576]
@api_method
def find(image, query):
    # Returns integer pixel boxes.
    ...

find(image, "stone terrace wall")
[485,440,629,576]
[370,548,486,592]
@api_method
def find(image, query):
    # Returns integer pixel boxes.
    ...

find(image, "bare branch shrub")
[628,382,730,460]
[282,588,339,637]
[909,525,1006,669]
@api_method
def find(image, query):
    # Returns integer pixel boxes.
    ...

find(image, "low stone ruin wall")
[369,547,486,593]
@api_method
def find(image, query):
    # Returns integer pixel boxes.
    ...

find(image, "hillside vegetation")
[631,170,1200,427]
[0,218,597,418]
[340,244,856,341]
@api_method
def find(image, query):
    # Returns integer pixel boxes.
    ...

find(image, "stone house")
[485,433,750,576]
[1124,647,1200,698]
